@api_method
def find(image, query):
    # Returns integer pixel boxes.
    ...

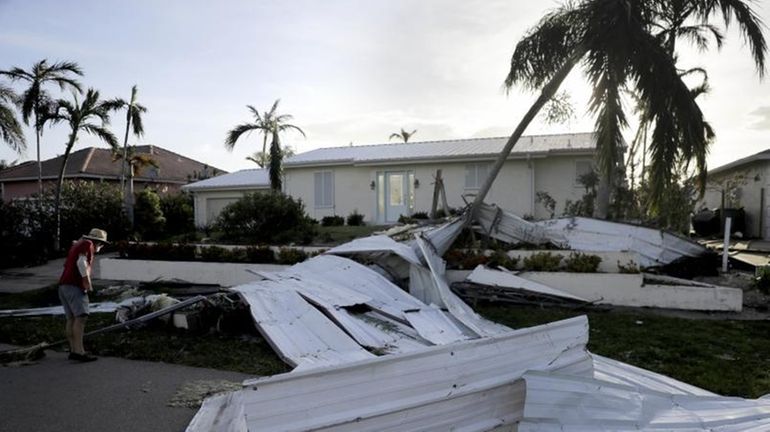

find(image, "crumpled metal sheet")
[326,235,423,266]
[466,265,588,302]
[517,369,770,431]
[415,236,511,337]
[233,284,375,369]
[476,203,555,246]
[537,217,708,267]
[237,316,591,432]
[591,354,716,397]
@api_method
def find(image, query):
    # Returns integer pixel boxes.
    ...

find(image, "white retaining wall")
[98,258,289,286]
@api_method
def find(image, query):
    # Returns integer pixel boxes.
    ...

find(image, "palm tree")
[389,128,417,143]
[245,145,295,167]
[107,85,148,225]
[469,0,765,221]
[46,89,119,249]
[225,100,305,191]
[0,83,25,154]
[0,60,83,197]
[112,145,158,225]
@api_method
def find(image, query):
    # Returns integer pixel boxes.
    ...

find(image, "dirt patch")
[168,379,243,408]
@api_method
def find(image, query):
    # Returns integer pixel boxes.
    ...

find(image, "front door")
[385,171,408,223]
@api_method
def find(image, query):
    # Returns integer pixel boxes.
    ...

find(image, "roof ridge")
[297,131,595,153]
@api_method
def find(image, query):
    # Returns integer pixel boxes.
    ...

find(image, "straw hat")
[83,228,109,244]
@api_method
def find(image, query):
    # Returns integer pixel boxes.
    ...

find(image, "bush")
[159,192,195,237]
[277,248,309,265]
[412,211,429,220]
[134,188,166,240]
[522,252,562,271]
[398,214,416,224]
[245,246,276,263]
[617,260,640,274]
[346,210,365,226]
[216,192,316,244]
[321,215,345,227]
[199,246,232,262]
[444,249,489,270]
[753,267,770,295]
[487,250,518,270]
[58,181,130,248]
[118,242,197,261]
[564,253,602,273]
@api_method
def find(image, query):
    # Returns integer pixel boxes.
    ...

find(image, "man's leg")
[65,318,74,352]
[72,315,87,355]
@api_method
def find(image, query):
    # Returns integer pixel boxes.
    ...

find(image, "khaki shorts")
[59,284,89,318]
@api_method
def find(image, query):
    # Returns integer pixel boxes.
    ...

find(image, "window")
[465,163,490,189]
[314,171,334,208]
[575,160,594,185]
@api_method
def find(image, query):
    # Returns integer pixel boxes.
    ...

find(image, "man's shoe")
[68,352,97,362]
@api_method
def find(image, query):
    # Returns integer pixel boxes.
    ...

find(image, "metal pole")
[722,216,732,273]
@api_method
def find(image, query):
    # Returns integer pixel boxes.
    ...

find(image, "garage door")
[206,198,239,224]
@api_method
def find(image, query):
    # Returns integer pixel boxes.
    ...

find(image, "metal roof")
[708,148,770,176]
[284,132,597,167]
[181,168,269,191]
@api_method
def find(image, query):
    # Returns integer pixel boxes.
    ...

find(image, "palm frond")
[82,124,119,150]
[225,123,262,150]
[701,0,767,77]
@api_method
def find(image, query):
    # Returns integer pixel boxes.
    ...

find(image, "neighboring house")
[699,148,770,239]
[0,145,224,202]
[184,132,600,226]
[182,168,270,226]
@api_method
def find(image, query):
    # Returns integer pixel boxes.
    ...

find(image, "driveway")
[0,346,252,432]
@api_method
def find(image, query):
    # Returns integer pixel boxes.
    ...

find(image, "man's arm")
[76,254,92,292]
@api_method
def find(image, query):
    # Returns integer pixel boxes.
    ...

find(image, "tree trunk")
[468,50,583,223]
[54,139,76,251]
[34,108,42,199]
[122,111,132,228]
[127,163,135,226]
[269,131,282,192]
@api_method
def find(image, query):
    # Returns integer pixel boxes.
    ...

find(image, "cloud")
[748,106,770,130]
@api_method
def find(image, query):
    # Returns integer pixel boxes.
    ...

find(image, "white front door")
[385,171,408,223]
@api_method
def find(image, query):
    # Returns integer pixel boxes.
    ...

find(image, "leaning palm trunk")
[54,139,76,250]
[121,118,133,226]
[468,49,584,223]
[269,131,282,191]
[34,109,43,199]
[127,164,135,224]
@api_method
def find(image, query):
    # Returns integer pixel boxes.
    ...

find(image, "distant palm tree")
[0,158,18,171]
[225,100,305,191]
[389,128,417,143]
[107,85,148,225]
[470,0,765,221]
[112,145,158,225]
[245,145,295,168]
[0,60,83,197]
[0,83,25,154]
[46,88,119,249]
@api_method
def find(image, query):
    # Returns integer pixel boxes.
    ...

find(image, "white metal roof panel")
[415,236,511,337]
[537,217,708,267]
[326,235,423,265]
[181,168,269,191]
[238,316,591,431]
[284,132,596,166]
[467,265,588,302]
[234,284,374,369]
[517,370,770,431]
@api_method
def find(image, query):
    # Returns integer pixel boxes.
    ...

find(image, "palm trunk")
[54,138,76,251]
[33,106,43,199]
[121,111,132,227]
[127,164,135,226]
[468,50,583,223]
[269,131,282,192]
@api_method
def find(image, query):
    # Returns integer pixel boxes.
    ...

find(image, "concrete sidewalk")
[0,255,115,294]
[0,346,252,432]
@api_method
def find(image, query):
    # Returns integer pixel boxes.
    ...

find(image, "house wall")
[699,161,768,238]
[283,154,592,223]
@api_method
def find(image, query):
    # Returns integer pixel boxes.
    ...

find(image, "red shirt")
[59,239,95,291]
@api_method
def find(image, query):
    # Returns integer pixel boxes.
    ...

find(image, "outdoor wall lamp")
[414,179,420,189]
[370,180,376,190]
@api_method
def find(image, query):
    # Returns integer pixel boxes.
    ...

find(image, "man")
[58,228,108,362]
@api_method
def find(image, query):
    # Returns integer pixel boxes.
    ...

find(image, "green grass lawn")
[2,287,769,397]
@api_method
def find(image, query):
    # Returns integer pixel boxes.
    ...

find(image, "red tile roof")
[0,145,225,183]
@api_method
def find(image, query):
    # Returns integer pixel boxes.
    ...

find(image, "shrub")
[487,250,519,270]
[277,248,309,265]
[159,192,195,237]
[444,249,489,270]
[564,253,602,273]
[617,260,640,274]
[134,188,166,240]
[412,211,429,220]
[398,214,416,224]
[57,181,130,247]
[522,252,562,271]
[245,246,276,263]
[118,242,197,261]
[200,246,231,262]
[753,267,770,295]
[346,210,365,226]
[216,192,316,244]
[321,215,344,227]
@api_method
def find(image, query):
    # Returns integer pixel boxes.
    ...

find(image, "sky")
[0,0,769,173]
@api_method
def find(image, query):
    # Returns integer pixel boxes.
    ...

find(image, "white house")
[184,132,599,226]
[699,148,770,239]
